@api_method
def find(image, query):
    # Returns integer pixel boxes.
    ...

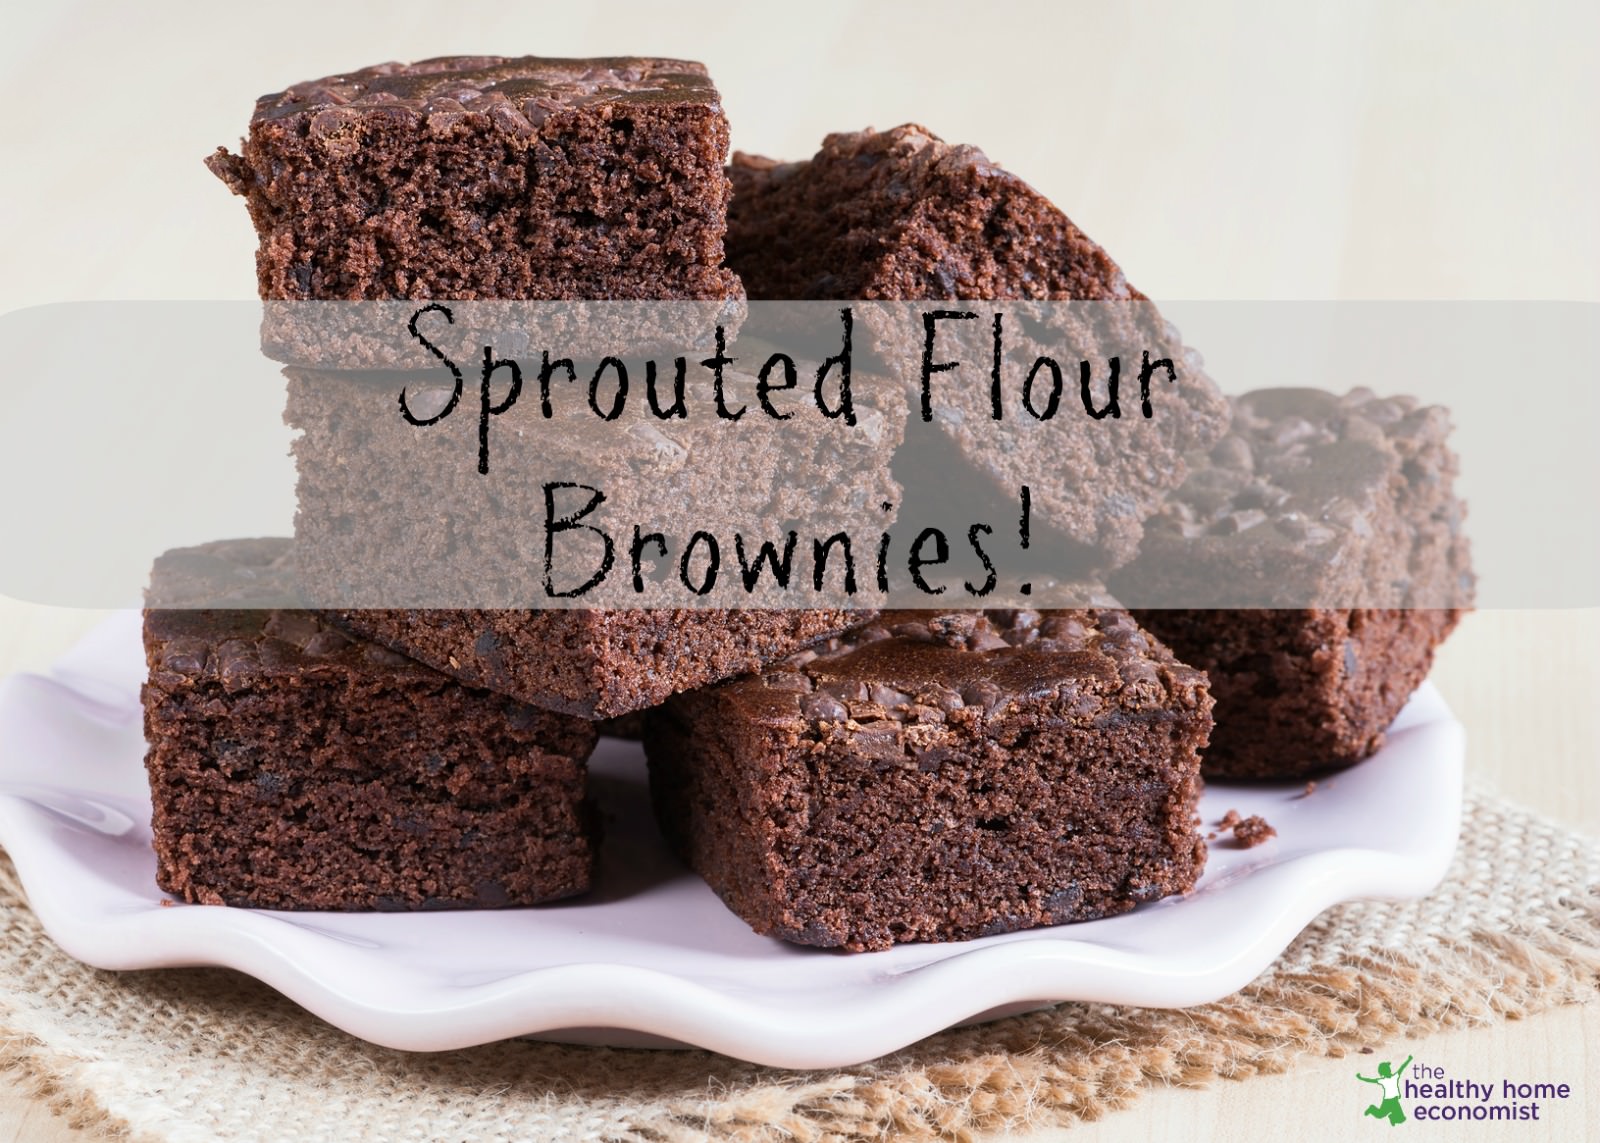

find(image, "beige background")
[2,0,1596,1139]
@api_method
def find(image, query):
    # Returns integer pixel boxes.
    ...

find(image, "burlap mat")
[2,785,1597,1143]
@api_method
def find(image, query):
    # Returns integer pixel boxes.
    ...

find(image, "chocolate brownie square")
[645,608,1212,951]
[283,363,906,615]
[1129,608,1463,781]
[283,360,902,718]
[726,125,1228,566]
[1112,387,1474,778]
[142,538,598,910]
[208,56,742,305]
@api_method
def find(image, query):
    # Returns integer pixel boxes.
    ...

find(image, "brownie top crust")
[148,608,445,688]
[144,538,441,686]
[728,124,1141,301]
[144,537,300,610]
[144,537,595,755]
[249,56,720,131]
[719,608,1210,732]
[1152,387,1451,553]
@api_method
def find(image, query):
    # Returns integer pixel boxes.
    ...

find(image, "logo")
[1355,1052,1576,1124]
[1357,1054,1413,1125]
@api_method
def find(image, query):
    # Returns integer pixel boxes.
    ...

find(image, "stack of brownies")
[142,55,1472,951]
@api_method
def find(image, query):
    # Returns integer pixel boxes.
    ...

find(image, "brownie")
[646,608,1212,951]
[142,538,598,910]
[208,56,743,304]
[727,126,1140,301]
[1112,387,1474,779]
[726,126,1228,566]
[283,363,906,612]
[282,355,903,718]
[325,608,878,721]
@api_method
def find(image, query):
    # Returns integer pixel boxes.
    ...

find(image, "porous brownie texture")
[1114,387,1474,778]
[142,539,598,910]
[208,56,743,303]
[646,608,1211,951]
[325,608,879,720]
[726,126,1228,566]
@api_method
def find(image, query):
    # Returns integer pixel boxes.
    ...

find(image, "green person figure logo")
[1357,1055,1413,1125]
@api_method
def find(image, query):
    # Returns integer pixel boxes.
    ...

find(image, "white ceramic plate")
[0,612,1463,1069]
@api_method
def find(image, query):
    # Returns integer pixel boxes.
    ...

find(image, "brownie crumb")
[1231,815,1277,848]
[1301,781,1318,798]
[1217,809,1243,830]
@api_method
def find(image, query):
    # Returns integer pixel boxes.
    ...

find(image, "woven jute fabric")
[2,785,1597,1143]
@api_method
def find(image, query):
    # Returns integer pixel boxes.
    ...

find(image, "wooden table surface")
[2,2,1595,1139]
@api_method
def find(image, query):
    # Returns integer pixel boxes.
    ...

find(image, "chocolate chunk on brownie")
[324,608,878,720]
[142,539,598,910]
[726,126,1228,565]
[208,56,742,305]
[1112,387,1474,779]
[645,607,1211,951]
